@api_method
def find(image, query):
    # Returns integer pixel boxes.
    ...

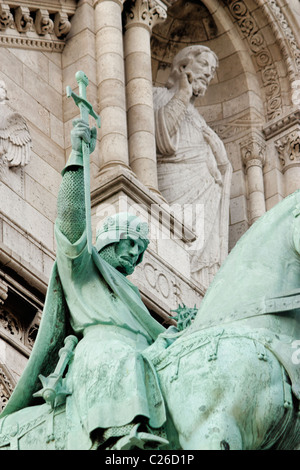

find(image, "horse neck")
[236,312,299,339]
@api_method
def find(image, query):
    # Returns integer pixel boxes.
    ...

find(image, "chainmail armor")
[98,244,119,267]
[56,168,86,243]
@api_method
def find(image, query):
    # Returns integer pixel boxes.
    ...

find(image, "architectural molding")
[225,0,282,121]
[258,0,300,83]
[0,364,16,412]
[0,1,76,51]
[263,109,300,140]
[211,110,264,142]
[275,127,300,173]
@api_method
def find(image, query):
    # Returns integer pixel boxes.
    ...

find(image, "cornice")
[0,1,77,51]
[263,108,300,140]
[5,1,77,15]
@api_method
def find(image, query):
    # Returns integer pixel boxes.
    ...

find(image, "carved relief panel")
[130,249,203,322]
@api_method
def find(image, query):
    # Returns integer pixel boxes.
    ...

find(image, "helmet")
[96,212,149,265]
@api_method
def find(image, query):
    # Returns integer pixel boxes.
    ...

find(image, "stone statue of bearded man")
[153,45,232,289]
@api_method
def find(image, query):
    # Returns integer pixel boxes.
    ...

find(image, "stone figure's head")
[0,81,8,103]
[166,45,218,98]
[96,212,149,276]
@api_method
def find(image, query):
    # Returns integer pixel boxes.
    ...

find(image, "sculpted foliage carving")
[275,129,300,172]
[125,0,167,30]
[226,0,282,121]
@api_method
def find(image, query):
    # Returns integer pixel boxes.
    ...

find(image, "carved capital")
[240,134,266,171]
[125,0,167,31]
[275,128,300,173]
[0,4,13,30]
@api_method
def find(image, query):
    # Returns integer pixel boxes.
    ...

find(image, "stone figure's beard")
[117,256,136,275]
[192,77,209,97]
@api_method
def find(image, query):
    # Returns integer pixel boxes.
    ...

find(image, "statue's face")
[187,52,217,97]
[114,237,145,275]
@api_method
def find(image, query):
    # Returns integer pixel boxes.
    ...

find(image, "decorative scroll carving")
[125,0,167,31]
[0,3,75,50]
[262,0,300,80]
[225,0,282,121]
[35,9,54,35]
[15,6,33,33]
[0,4,13,30]
[54,11,71,38]
[275,128,300,173]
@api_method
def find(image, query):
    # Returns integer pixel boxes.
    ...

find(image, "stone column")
[275,128,300,196]
[94,0,129,172]
[240,133,266,224]
[124,0,167,193]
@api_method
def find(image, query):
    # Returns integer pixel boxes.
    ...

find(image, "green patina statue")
[0,73,169,450]
[0,72,299,450]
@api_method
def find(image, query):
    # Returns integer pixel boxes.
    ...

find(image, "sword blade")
[82,140,92,254]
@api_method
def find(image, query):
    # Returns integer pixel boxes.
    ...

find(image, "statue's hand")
[71,119,97,155]
[90,126,97,154]
[177,69,194,105]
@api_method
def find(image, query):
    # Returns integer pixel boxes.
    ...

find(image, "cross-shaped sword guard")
[66,71,101,128]
[66,71,101,254]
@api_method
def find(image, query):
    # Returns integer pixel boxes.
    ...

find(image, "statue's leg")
[95,421,169,450]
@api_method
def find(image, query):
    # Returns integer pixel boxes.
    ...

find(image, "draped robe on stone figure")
[153,87,232,287]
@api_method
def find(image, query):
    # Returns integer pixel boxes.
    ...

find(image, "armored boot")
[110,423,169,450]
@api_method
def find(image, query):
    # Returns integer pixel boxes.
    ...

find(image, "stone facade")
[0,0,300,422]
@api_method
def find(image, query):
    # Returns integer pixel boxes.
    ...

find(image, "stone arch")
[151,0,300,248]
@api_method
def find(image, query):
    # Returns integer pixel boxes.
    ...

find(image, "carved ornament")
[263,109,300,141]
[275,128,300,173]
[240,133,266,171]
[0,2,76,51]
[261,0,300,81]
[0,364,15,412]
[125,0,167,31]
[225,0,282,121]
